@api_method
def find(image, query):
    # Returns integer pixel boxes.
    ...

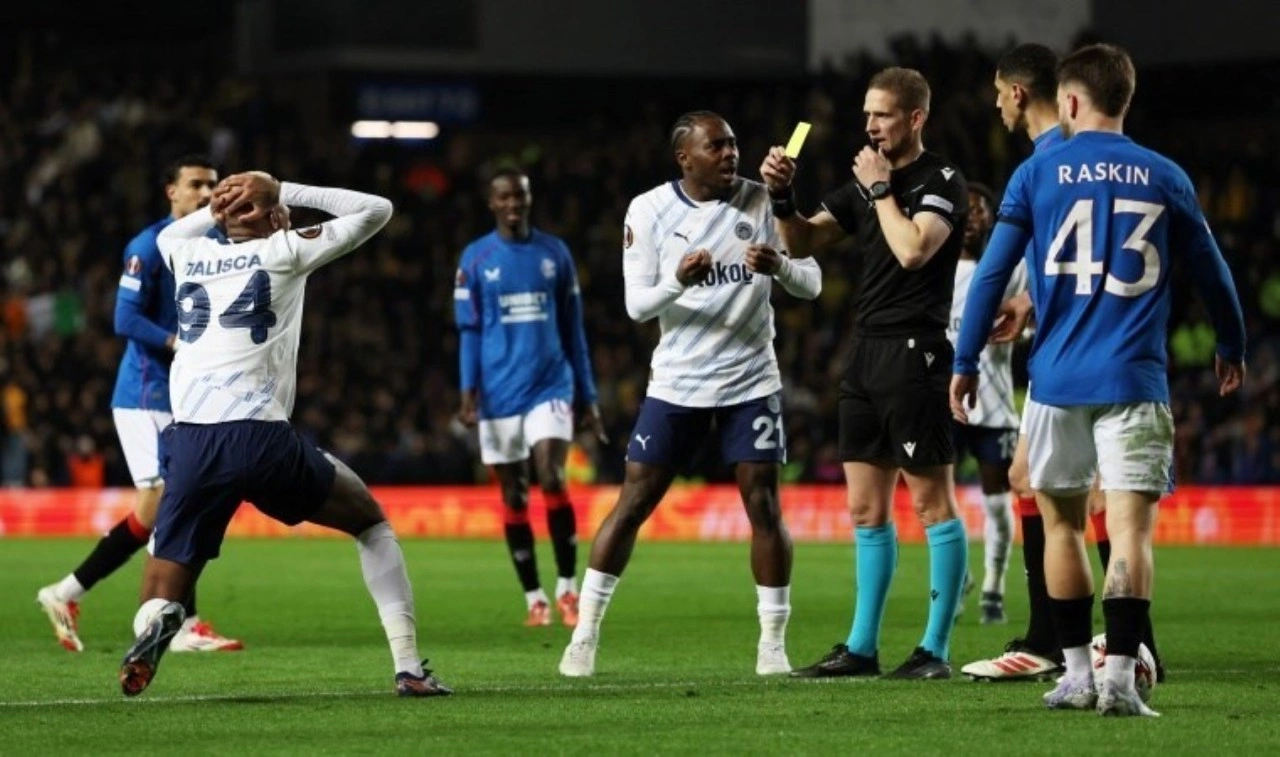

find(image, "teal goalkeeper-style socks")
[845,523,898,657]
[920,518,968,660]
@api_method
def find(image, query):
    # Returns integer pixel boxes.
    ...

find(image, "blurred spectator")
[1,30,1276,487]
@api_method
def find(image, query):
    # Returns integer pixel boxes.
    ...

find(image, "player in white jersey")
[947,182,1026,625]
[117,172,451,699]
[559,111,821,678]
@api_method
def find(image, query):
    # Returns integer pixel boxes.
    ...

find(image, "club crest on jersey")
[455,268,466,286]
[125,255,143,275]
[296,225,323,240]
[624,224,634,249]
[185,254,263,277]
[541,258,556,279]
[734,221,753,240]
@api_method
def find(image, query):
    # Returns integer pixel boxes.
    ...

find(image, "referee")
[762,67,970,679]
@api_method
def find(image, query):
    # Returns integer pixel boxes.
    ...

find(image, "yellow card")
[784,122,811,158]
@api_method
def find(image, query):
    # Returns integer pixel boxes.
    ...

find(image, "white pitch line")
[0,668,1273,709]
[0,677,865,708]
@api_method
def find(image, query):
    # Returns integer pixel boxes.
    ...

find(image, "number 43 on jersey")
[1045,198,1164,297]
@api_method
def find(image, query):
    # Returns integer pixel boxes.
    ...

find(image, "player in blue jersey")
[960,44,1069,682]
[37,155,242,654]
[454,167,605,628]
[952,44,1246,716]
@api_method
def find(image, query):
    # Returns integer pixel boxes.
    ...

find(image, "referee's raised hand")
[760,146,795,193]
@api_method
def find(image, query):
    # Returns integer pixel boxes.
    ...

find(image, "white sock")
[555,576,578,599]
[981,491,1014,595]
[357,522,422,677]
[756,585,790,646]
[1104,653,1137,690]
[570,568,618,643]
[1063,644,1092,679]
[56,574,86,602]
[132,597,175,636]
[525,588,550,609]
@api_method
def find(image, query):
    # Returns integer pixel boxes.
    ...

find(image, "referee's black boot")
[884,646,952,680]
[790,643,881,678]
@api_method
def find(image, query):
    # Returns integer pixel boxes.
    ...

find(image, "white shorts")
[478,399,574,465]
[1024,399,1173,495]
[113,408,174,487]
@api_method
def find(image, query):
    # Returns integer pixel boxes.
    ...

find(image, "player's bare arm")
[989,290,1034,344]
[949,374,979,424]
[1215,355,1245,396]
[578,404,608,445]
[458,389,479,427]
[760,146,846,257]
[853,147,950,270]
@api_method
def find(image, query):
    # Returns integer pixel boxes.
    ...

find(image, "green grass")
[1,538,1278,754]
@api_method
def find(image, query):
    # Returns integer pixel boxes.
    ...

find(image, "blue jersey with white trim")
[956,131,1245,405]
[111,217,177,411]
[454,229,597,419]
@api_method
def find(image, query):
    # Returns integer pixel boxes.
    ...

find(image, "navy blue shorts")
[953,422,1017,466]
[625,393,786,467]
[153,421,337,565]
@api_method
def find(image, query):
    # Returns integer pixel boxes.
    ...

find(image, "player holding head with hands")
[558,111,821,678]
[951,44,1245,716]
[763,68,970,680]
[118,171,451,699]
[37,155,242,655]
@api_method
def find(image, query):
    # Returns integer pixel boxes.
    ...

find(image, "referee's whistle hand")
[760,147,795,192]
[949,374,978,424]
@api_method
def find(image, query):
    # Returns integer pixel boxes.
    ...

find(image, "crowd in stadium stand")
[2,33,1277,488]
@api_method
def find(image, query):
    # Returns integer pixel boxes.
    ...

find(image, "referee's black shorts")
[838,333,955,468]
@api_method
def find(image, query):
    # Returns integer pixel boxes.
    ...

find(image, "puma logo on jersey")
[924,352,935,367]
[941,168,955,181]
[185,254,262,277]
[483,267,501,282]
[903,441,917,458]
[673,232,689,242]
[634,434,650,450]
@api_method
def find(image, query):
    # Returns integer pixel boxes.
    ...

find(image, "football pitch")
[2,538,1277,754]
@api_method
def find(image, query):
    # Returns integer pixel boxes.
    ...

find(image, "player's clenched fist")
[676,249,713,286]
[760,146,796,193]
[745,244,784,275]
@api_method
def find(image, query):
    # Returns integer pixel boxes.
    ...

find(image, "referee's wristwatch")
[868,180,892,201]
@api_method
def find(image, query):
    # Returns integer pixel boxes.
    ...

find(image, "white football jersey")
[157,182,392,424]
[947,257,1028,428]
[623,178,820,408]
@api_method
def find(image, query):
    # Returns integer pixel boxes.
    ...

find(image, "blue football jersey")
[454,229,597,419]
[111,218,178,410]
[956,131,1245,405]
